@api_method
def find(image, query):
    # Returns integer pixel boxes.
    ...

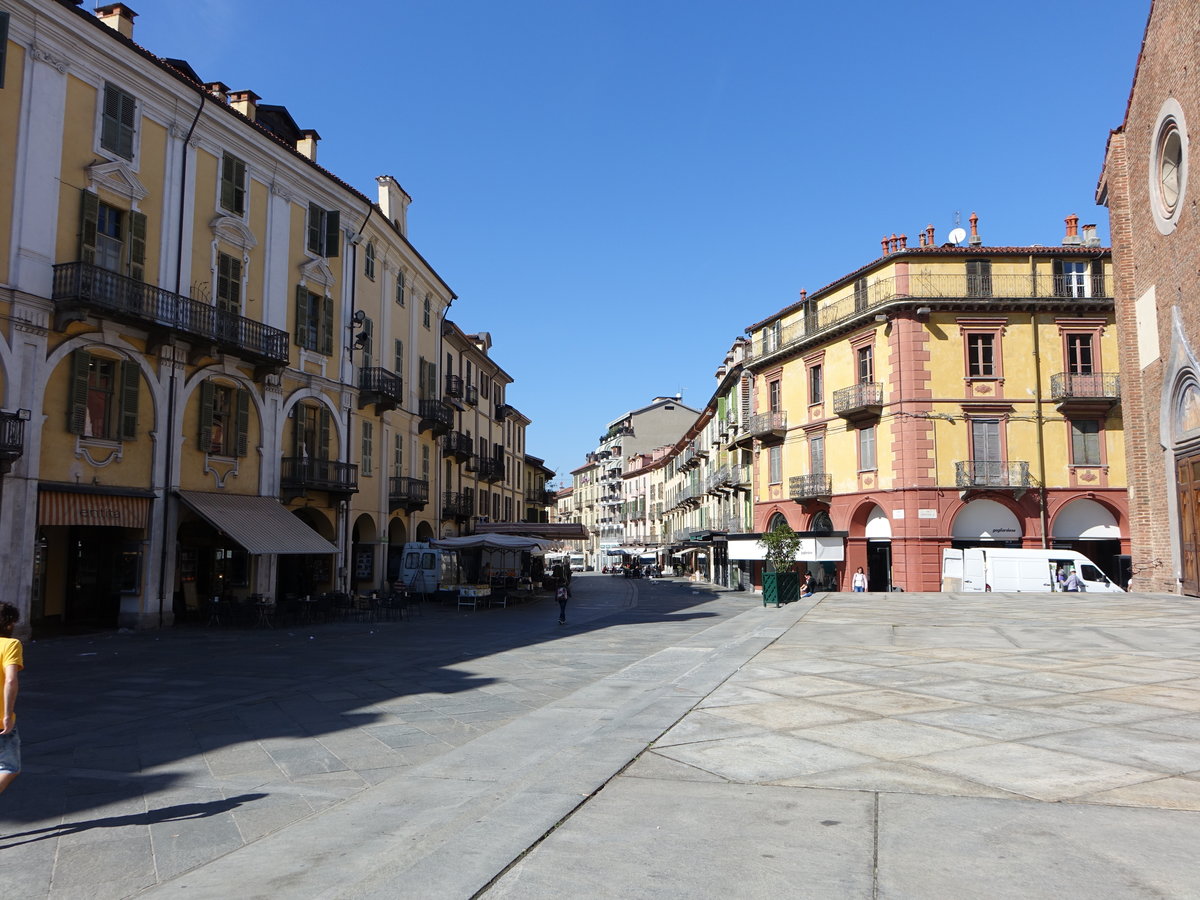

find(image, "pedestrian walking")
[1056,566,1069,591]
[1064,568,1085,592]
[0,601,23,796]
[555,584,570,625]
[852,567,867,592]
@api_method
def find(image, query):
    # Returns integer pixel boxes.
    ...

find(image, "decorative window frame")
[958,317,1007,398]
[1055,317,1106,374]
[1149,98,1188,236]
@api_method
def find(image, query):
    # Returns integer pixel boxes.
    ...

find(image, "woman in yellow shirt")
[0,601,23,795]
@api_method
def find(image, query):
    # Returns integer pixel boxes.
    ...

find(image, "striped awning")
[38,490,150,528]
[177,490,338,555]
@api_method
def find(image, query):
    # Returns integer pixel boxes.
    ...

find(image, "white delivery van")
[568,552,587,573]
[398,542,460,594]
[941,548,1123,593]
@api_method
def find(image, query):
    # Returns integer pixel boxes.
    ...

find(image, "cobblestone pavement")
[0,574,755,899]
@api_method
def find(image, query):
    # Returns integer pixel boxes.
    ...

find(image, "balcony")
[955,460,1032,494]
[0,411,26,474]
[1050,372,1120,413]
[705,466,733,494]
[464,454,478,473]
[389,476,428,512]
[832,382,884,422]
[418,399,453,436]
[444,373,464,400]
[478,457,504,483]
[525,488,555,505]
[441,490,474,520]
[495,403,510,421]
[730,464,752,487]
[747,410,787,443]
[442,430,473,461]
[465,384,479,406]
[789,473,832,501]
[53,261,289,375]
[358,367,402,413]
[280,457,358,497]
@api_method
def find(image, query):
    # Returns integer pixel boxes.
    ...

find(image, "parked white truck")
[397,542,461,594]
[941,548,1124,593]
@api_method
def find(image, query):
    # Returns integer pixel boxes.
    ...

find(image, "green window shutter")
[320,295,333,355]
[68,351,91,434]
[198,380,214,452]
[120,360,140,441]
[318,407,332,459]
[118,88,136,159]
[307,204,321,254]
[235,389,250,457]
[295,285,309,348]
[128,210,147,281]
[361,317,373,368]
[221,154,246,215]
[394,339,403,374]
[418,357,426,399]
[80,190,99,264]
[324,210,340,258]
[0,12,9,91]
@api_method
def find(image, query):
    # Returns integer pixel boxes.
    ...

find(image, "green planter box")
[763,571,800,607]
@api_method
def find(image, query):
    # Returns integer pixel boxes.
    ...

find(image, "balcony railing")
[389,476,428,512]
[832,382,884,421]
[730,464,752,486]
[747,410,787,441]
[478,457,504,483]
[418,399,453,435]
[789,473,832,500]
[358,367,403,412]
[495,403,510,421]
[444,374,464,399]
[1050,372,1120,405]
[281,457,358,495]
[955,460,1032,491]
[747,271,1113,363]
[442,491,474,519]
[442,430,474,461]
[465,384,479,406]
[53,261,289,368]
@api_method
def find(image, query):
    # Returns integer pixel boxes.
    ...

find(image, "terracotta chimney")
[890,233,899,254]
[95,3,137,39]
[204,82,230,104]
[376,175,412,236]
[925,224,935,246]
[228,90,260,122]
[899,233,908,250]
[296,129,320,162]
[918,231,926,248]
[968,212,981,246]
[799,289,808,304]
[1063,214,1081,245]
[881,237,890,256]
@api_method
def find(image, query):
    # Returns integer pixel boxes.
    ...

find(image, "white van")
[398,542,460,594]
[568,552,587,573]
[941,548,1123,593]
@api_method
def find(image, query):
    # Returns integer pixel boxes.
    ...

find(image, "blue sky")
[133,1,1150,484]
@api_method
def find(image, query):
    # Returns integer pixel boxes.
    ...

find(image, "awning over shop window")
[1051,498,1120,540]
[38,488,150,528]
[951,498,1022,541]
[177,491,338,555]
[726,534,845,562]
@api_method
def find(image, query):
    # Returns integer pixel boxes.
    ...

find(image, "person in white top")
[852,567,868,592]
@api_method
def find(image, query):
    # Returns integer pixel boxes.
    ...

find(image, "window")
[854,277,868,312]
[0,12,9,90]
[359,317,373,369]
[394,433,404,476]
[395,269,406,306]
[96,202,123,273]
[479,490,489,516]
[967,333,995,377]
[423,294,432,328]
[294,287,333,354]
[394,339,404,375]
[364,242,376,280]
[493,493,500,520]
[810,434,825,474]
[808,365,822,405]
[307,203,340,257]
[69,351,139,441]
[1071,419,1101,466]
[858,425,876,471]
[857,345,874,383]
[79,191,146,280]
[217,252,242,314]
[768,380,781,413]
[421,443,430,482]
[199,381,249,457]
[481,372,490,399]
[504,496,512,522]
[361,421,374,476]
[1066,334,1094,375]
[768,445,782,484]
[1053,260,1091,298]
[101,83,137,160]
[971,418,1002,484]
[966,259,992,298]
[220,153,246,215]
[293,403,332,459]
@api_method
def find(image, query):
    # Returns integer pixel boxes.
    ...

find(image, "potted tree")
[761,522,803,607]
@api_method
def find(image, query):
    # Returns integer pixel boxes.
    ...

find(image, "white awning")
[177,491,338,555]
[864,505,892,540]
[726,535,844,561]
[1052,498,1121,539]
[951,498,1022,541]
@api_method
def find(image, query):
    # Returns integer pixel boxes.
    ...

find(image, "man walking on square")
[0,602,23,795]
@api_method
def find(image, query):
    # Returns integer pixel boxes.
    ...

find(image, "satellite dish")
[948,227,967,246]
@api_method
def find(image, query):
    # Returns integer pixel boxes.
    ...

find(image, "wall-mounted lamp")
[915,306,932,319]
[353,331,370,350]
[352,309,366,325]
[16,409,31,421]
[874,314,888,323]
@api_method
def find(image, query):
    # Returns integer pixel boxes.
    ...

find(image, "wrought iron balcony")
[442,430,474,461]
[444,373,464,399]
[1050,372,1120,411]
[280,457,358,496]
[418,399,453,436]
[388,476,428,512]
[789,473,832,500]
[464,454,478,473]
[495,403,510,421]
[53,261,289,371]
[832,382,884,422]
[0,411,26,474]
[747,410,787,442]
[955,460,1032,492]
[730,464,752,487]
[478,457,504,483]
[441,490,474,520]
[358,367,402,413]
[705,466,733,494]
[465,384,479,406]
